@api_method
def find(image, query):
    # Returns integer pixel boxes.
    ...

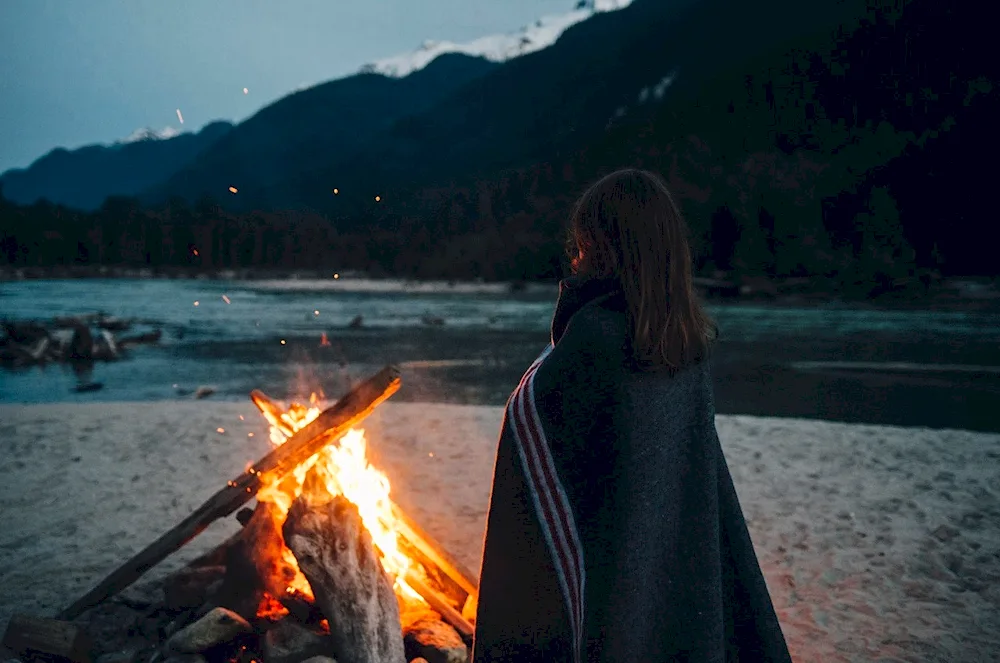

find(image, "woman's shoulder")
[553,293,629,367]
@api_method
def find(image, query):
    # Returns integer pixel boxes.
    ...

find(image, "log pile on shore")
[0,313,162,368]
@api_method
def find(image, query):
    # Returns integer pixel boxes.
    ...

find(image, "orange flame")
[253,393,424,602]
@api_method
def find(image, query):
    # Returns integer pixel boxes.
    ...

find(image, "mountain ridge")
[362,0,633,78]
[0,121,233,211]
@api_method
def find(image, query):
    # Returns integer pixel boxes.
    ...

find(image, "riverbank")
[3,266,998,312]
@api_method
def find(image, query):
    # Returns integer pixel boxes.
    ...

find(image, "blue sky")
[0,0,574,174]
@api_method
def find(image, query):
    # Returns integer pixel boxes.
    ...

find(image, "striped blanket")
[472,277,791,662]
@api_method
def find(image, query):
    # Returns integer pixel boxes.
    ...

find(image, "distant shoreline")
[1,265,998,313]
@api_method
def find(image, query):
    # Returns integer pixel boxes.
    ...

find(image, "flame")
[254,393,424,602]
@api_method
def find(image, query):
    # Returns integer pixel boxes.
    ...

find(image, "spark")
[229,186,238,194]
[280,339,286,345]
[193,301,200,307]
[333,273,340,279]
[243,87,249,94]
[375,195,381,202]
[428,452,435,457]
[239,415,244,421]
[176,108,184,124]
[217,427,225,434]
[192,248,199,256]
[248,432,255,438]
[333,188,339,195]
[222,295,231,304]
[314,309,320,315]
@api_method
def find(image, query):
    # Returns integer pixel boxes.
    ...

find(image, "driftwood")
[0,315,162,368]
[58,365,402,621]
[400,571,473,640]
[251,389,480,633]
[245,501,299,601]
[284,493,407,663]
[391,504,478,599]
[2,614,93,663]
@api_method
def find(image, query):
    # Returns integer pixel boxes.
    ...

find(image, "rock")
[263,619,333,663]
[97,316,132,332]
[402,617,467,663]
[931,524,960,542]
[164,608,250,654]
[193,386,216,399]
[162,566,227,610]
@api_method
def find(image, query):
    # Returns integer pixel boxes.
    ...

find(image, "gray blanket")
[472,276,791,662]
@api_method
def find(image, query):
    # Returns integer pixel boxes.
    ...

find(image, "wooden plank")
[57,365,401,621]
[3,614,93,663]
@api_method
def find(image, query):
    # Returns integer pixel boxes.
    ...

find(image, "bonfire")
[3,366,478,663]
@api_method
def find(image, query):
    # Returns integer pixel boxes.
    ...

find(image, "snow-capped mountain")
[362,0,633,78]
[118,126,181,145]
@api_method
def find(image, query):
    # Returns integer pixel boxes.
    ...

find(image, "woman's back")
[472,170,791,662]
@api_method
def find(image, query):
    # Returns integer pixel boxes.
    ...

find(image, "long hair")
[569,168,717,372]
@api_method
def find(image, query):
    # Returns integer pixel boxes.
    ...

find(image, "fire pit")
[3,366,478,663]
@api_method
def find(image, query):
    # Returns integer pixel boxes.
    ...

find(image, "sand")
[0,401,998,662]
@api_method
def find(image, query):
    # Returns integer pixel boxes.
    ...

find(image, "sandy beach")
[1,401,998,662]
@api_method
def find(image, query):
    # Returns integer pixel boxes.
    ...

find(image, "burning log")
[250,389,479,639]
[283,492,407,663]
[58,365,402,621]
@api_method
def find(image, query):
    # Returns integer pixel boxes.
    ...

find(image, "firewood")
[213,537,264,621]
[283,493,406,663]
[250,393,480,603]
[390,504,478,601]
[244,502,299,601]
[58,365,402,621]
[250,387,481,635]
[2,613,93,663]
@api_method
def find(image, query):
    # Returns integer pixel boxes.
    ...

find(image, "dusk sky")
[0,0,574,174]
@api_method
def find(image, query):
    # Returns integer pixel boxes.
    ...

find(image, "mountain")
[2,0,996,284]
[141,52,500,211]
[278,0,864,216]
[286,0,996,279]
[119,127,182,143]
[0,121,232,211]
[362,0,634,78]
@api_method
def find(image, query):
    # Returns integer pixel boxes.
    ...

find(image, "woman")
[472,169,791,662]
